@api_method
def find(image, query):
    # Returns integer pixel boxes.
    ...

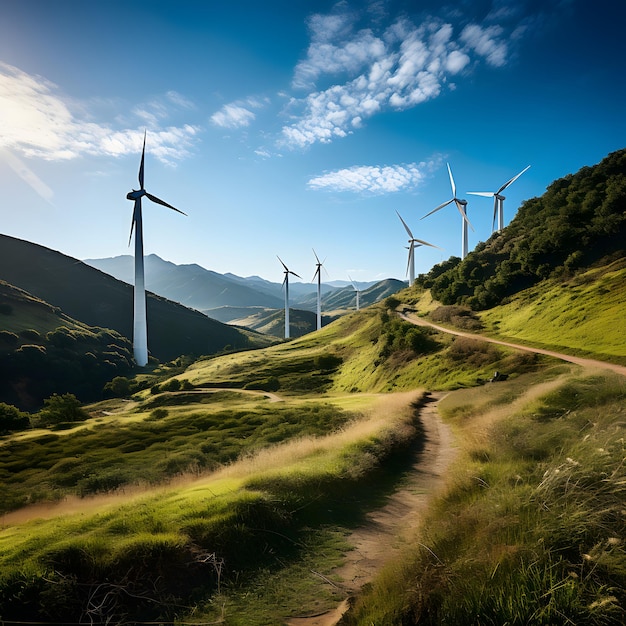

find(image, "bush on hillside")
[416,148,626,309]
[0,403,30,433]
[37,393,88,427]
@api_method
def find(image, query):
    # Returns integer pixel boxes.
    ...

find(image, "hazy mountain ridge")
[84,254,385,312]
[0,235,269,364]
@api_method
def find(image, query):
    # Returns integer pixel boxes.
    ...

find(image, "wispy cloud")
[210,97,268,129]
[0,62,199,164]
[308,157,442,194]
[280,6,519,149]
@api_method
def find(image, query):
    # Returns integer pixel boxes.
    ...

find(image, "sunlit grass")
[343,369,626,625]
[479,261,626,361]
[0,389,425,624]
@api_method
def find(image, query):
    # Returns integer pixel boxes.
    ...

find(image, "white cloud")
[460,24,508,67]
[0,62,198,164]
[307,157,442,194]
[281,7,517,149]
[210,97,268,129]
[211,104,256,129]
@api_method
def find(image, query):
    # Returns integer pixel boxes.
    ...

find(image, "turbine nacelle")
[127,189,146,200]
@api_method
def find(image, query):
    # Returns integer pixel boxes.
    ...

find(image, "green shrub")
[0,403,30,433]
[37,393,88,426]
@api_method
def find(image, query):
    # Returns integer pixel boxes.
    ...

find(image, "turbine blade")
[447,163,456,197]
[138,131,146,189]
[422,198,453,219]
[290,270,301,279]
[414,237,441,249]
[467,191,494,197]
[395,210,414,238]
[277,256,288,272]
[128,199,140,246]
[492,198,498,232]
[312,248,321,264]
[455,201,475,231]
[312,266,320,283]
[145,193,187,215]
[497,165,531,193]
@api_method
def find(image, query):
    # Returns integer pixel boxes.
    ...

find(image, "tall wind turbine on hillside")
[127,132,186,367]
[312,249,326,331]
[396,210,440,286]
[348,275,360,311]
[467,165,531,232]
[278,256,300,339]
[422,163,473,259]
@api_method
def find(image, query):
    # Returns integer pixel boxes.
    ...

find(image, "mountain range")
[0,235,269,364]
[83,254,401,315]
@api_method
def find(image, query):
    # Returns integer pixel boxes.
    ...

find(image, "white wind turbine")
[396,210,440,286]
[312,249,326,331]
[422,163,473,259]
[278,256,300,339]
[127,132,186,367]
[348,275,360,311]
[468,165,531,233]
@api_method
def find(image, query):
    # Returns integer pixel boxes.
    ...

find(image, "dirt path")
[399,312,626,378]
[287,391,456,626]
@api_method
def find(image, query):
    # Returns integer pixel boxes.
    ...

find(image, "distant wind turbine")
[468,165,531,232]
[312,249,326,331]
[127,132,186,366]
[278,256,300,339]
[422,163,473,259]
[348,275,360,311]
[396,210,440,286]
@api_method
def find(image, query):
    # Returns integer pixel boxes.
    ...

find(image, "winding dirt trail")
[399,312,626,378]
[287,391,456,626]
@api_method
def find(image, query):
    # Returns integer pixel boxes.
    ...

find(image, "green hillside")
[0,235,270,362]
[0,151,624,625]
[417,147,626,310]
[0,281,133,410]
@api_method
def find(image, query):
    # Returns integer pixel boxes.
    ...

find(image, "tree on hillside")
[0,403,30,433]
[38,393,88,426]
[416,148,626,309]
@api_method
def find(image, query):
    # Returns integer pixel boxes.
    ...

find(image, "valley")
[0,149,624,624]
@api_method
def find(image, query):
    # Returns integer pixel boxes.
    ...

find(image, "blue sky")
[1,0,624,284]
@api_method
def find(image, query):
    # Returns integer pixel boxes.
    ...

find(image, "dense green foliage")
[417,148,626,309]
[0,403,30,433]
[0,324,133,411]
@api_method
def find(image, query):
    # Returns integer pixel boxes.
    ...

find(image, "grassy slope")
[1,251,624,624]
[478,258,626,361]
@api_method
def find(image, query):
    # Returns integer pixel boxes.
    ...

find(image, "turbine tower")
[278,256,300,339]
[422,163,473,259]
[348,275,360,311]
[396,210,440,286]
[468,165,531,232]
[127,132,186,366]
[312,249,326,331]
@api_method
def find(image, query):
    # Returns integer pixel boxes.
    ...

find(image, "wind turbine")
[127,132,186,367]
[311,249,326,331]
[468,165,531,232]
[396,210,440,286]
[278,256,300,339]
[348,275,360,311]
[422,163,473,259]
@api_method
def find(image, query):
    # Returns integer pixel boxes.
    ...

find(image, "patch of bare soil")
[287,391,456,626]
